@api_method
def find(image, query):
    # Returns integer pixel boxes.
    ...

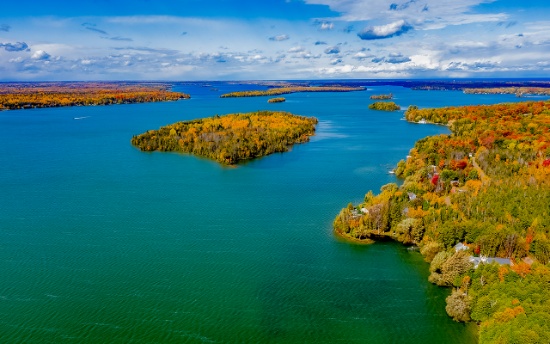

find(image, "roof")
[454,243,469,251]
[469,256,511,268]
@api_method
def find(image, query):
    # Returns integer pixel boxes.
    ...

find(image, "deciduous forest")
[464,87,550,97]
[220,86,365,98]
[370,93,393,100]
[0,82,189,110]
[131,111,318,165]
[334,100,550,343]
[368,101,401,111]
[267,97,286,103]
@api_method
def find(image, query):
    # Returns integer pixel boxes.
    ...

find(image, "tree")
[446,288,471,322]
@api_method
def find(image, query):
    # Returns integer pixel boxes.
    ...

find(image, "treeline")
[0,83,189,110]
[370,93,393,100]
[220,86,365,98]
[334,100,550,343]
[464,87,550,97]
[131,111,318,165]
[268,97,286,103]
[368,101,400,111]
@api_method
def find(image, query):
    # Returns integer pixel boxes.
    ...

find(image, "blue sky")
[0,0,549,80]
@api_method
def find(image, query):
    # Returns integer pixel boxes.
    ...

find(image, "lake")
[0,83,523,343]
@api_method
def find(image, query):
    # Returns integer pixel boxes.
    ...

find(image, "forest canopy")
[368,101,401,111]
[268,97,286,103]
[0,82,189,110]
[131,110,318,165]
[220,86,365,98]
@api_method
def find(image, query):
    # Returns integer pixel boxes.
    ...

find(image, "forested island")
[220,86,365,98]
[131,110,317,165]
[368,101,401,111]
[464,87,550,97]
[0,82,189,110]
[370,93,393,100]
[268,97,286,103]
[334,101,550,343]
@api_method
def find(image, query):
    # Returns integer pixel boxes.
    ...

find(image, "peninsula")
[220,86,365,98]
[0,82,189,110]
[334,100,550,343]
[131,110,318,165]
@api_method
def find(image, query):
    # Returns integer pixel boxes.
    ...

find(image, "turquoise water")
[0,84,524,343]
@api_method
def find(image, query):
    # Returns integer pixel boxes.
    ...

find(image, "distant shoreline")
[0,82,189,111]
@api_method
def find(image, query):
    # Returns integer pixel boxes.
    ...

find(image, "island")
[368,101,400,111]
[334,100,550,343]
[464,87,550,97]
[0,82,189,110]
[370,93,393,100]
[267,97,286,103]
[131,110,318,165]
[220,86,365,98]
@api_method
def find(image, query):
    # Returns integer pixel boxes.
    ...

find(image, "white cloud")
[304,0,506,31]
[358,20,412,40]
[269,34,290,41]
[31,50,51,60]
[288,46,305,53]
[319,22,334,30]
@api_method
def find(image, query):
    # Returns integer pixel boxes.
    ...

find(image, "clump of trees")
[464,87,550,97]
[368,101,400,111]
[0,82,189,110]
[268,97,286,103]
[131,110,318,165]
[220,86,365,98]
[334,100,550,342]
[370,93,393,100]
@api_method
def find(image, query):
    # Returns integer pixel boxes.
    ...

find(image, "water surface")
[0,84,522,343]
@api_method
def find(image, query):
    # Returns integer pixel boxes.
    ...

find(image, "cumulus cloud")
[31,50,51,60]
[358,20,412,40]
[291,50,320,59]
[0,42,29,52]
[288,46,305,53]
[324,46,340,54]
[304,0,507,31]
[353,51,371,60]
[371,53,411,64]
[319,22,334,30]
[0,24,10,32]
[269,34,289,41]
[445,60,500,71]
[385,53,411,64]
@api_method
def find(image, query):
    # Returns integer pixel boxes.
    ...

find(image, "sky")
[0,0,549,80]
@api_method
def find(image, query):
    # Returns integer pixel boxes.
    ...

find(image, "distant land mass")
[0,82,189,110]
[220,85,365,98]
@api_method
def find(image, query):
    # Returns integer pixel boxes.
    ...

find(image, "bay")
[0,84,523,343]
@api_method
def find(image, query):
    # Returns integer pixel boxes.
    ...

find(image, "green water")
[1,84,523,343]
